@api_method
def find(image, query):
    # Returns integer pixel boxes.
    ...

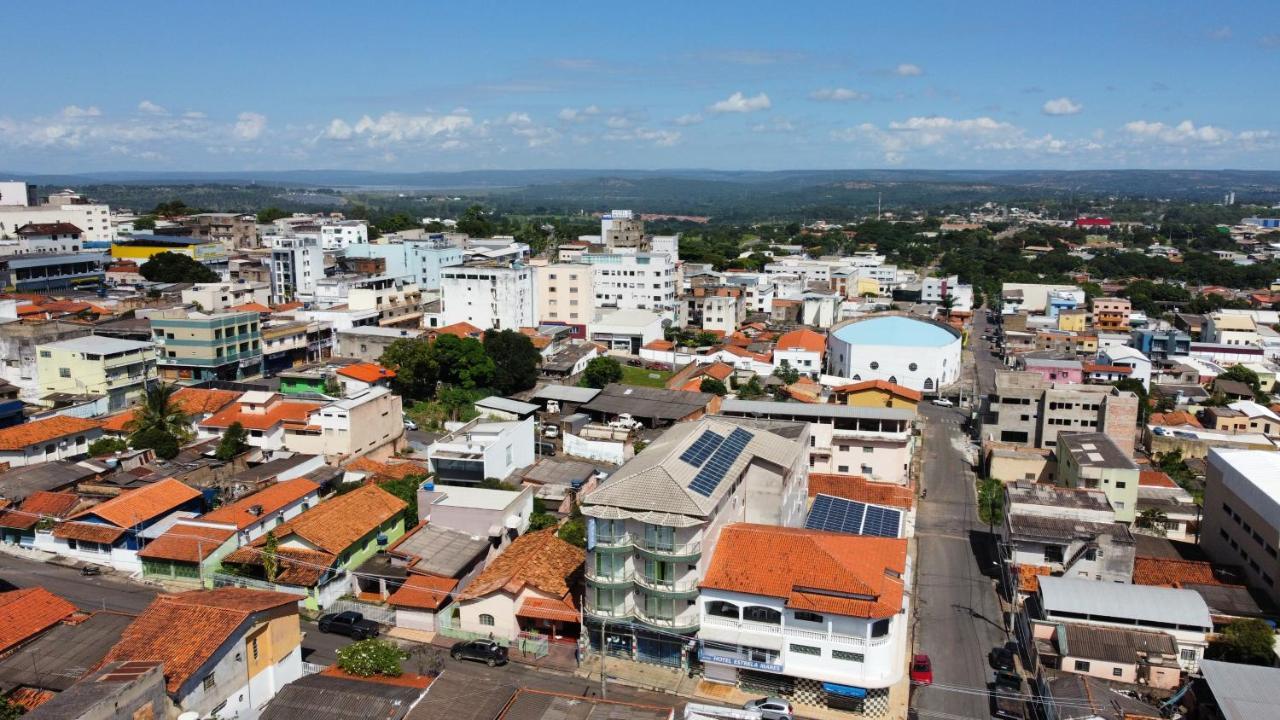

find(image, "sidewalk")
[574,653,700,696]
[425,632,579,673]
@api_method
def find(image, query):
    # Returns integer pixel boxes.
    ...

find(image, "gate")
[327,598,396,626]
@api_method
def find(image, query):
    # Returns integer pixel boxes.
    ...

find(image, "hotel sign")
[699,649,783,673]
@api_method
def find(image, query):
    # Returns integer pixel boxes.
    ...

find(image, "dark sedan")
[450,639,509,667]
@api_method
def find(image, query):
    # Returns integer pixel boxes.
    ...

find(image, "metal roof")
[474,396,540,416]
[721,398,916,421]
[1198,660,1280,720]
[0,612,135,693]
[531,385,600,403]
[582,384,713,421]
[39,335,153,354]
[390,523,491,577]
[260,673,426,720]
[1039,576,1212,630]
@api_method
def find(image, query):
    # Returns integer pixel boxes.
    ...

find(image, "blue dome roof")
[832,316,958,348]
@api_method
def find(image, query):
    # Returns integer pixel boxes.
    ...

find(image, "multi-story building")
[534,263,594,332]
[685,286,746,335]
[439,262,535,331]
[426,417,535,484]
[183,213,258,250]
[1056,432,1140,522]
[343,236,464,290]
[346,278,423,329]
[150,309,263,382]
[1091,297,1132,331]
[0,181,36,207]
[1203,312,1259,346]
[260,320,333,374]
[336,326,423,362]
[320,221,368,250]
[772,329,826,379]
[601,209,646,250]
[110,235,228,266]
[697,525,909,712]
[982,371,1139,456]
[722,273,776,314]
[0,199,113,243]
[13,222,85,254]
[270,235,324,304]
[0,320,91,402]
[36,336,156,412]
[181,281,271,312]
[581,252,677,318]
[1202,449,1280,606]
[581,417,809,666]
[1131,328,1191,361]
[0,252,107,293]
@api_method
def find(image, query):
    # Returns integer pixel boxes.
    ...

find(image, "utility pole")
[599,616,608,699]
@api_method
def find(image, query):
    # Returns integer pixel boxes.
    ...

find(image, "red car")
[910,654,933,685]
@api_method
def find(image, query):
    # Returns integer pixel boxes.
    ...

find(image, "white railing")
[635,536,702,556]
[585,568,633,584]
[634,573,699,593]
[701,615,887,647]
[634,607,700,629]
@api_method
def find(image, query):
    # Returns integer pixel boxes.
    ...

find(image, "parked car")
[536,441,556,456]
[317,611,380,640]
[744,697,793,720]
[989,643,1017,672]
[450,639,508,667]
[991,671,1027,720]
[608,413,644,430]
[910,654,933,685]
[931,397,954,407]
[542,424,559,438]
[403,417,418,431]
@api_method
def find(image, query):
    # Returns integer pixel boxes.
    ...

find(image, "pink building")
[1020,356,1083,384]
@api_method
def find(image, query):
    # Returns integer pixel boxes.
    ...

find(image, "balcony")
[634,573,699,598]
[585,568,633,589]
[633,537,701,561]
[634,607,700,633]
[583,597,633,621]
[700,615,889,648]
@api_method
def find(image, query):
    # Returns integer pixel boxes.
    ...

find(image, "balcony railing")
[634,607,700,631]
[593,533,631,548]
[700,615,889,647]
[634,573,700,595]
[584,568,633,587]
[583,597,633,620]
[634,536,702,559]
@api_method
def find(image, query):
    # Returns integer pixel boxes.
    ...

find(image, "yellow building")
[1057,308,1087,333]
[111,235,228,263]
[36,335,157,412]
[854,276,881,297]
[832,379,922,409]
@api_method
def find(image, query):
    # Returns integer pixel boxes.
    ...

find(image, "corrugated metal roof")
[531,385,600,403]
[1039,576,1211,629]
[1198,660,1280,720]
[475,396,540,415]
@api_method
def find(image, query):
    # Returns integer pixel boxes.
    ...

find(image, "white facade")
[270,236,325,304]
[581,252,677,318]
[826,316,962,394]
[589,309,664,354]
[0,203,114,242]
[802,295,842,329]
[1099,345,1153,390]
[0,182,33,207]
[0,425,101,468]
[535,263,594,327]
[439,263,536,331]
[182,282,272,312]
[320,222,368,250]
[650,234,679,257]
[427,417,536,483]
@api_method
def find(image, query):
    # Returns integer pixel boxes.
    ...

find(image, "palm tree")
[127,382,194,445]
[1138,508,1170,537]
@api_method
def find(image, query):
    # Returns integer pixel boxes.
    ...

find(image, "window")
[743,606,782,624]
[793,611,823,623]
[871,618,890,637]
[1180,648,1197,662]
[1074,660,1091,672]
[1111,667,1123,677]
[251,637,259,661]
[39,350,51,358]
[479,614,495,626]
[789,643,820,656]
[706,601,739,619]
[59,367,70,378]
[837,465,849,473]
[869,361,879,370]
[1044,545,1065,563]
[203,673,216,691]
[832,650,864,663]
[909,363,918,371]
[863,446,874,454]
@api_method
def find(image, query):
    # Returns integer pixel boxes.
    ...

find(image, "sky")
[2,1,1279,173]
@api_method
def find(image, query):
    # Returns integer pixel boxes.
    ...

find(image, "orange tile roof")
[387,573,458,611]
[775,328,826,354]
[833,379,923,402]
[8,687,55,711]
[249,484,405,555]
[432,322,484,339]
[1139,471,1178,489]
[75,478,201,529]
[808,475,914,509]
[272,301,304,312]
[1150,411,1202,428]
[137,523,236,563]
[221,545,334,586]
[1132,557,1237,588]
[103,588,299,693]
[319,665,435,690]
[641,339,674,351]
[700,524,907,618]
[53,522,127,544]
[345,457,430,482]
[516,596,579,622]
[336,362,397,384]
[199,478,320,530]
[0,587,77,653]
[1083,363,1132,374]
[0,415,102,451]
[1018,564,1051,593]
[0,491,81,530]
[199,396,323,431]
[462,528,585,601]
[720,345,771,362]
[100,388,242,433]
[701,362,735,381]
[228,302,271,313]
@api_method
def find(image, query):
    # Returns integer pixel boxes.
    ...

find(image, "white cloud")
[605,116,631,129]
[321,111,475,146]
[61,105,101,118]
[138,100,167,115]
[834,114,1087,163]
[673,113,704,126]
[1042,97,1083,116]
[183,110,206,119]
[810,88,869,102]
[1123,119,1233,145]
[709,91,772,113]
[557,105,600,122]
[895,63,923,77]
[324,118,354,140]
[604,124,681,147]
[234,112,267,140]
[1208,26,1232,41]
[750,118,796,134]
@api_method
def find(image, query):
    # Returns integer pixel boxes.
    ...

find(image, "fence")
[301,662,327,676]
[434,605,549,658]
[326,598,396,626]
[211,573,309,600]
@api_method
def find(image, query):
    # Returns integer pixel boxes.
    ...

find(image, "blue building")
[343,236,464,291]
[1130,328,1191,362]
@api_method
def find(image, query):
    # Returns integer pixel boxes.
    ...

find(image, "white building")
[827,316,962,394]
[1098,345,1152,390]
[427,417,536,484]
[320,221,368,250]
[650,234,679,257]
[589,309,664,355]
[921,275,974,312]
[270,236,324,304]
[0,181,35,207]
[0,201,114,243]
[581,252,677,318]
[802,293,842,329]
[182,282,272,312]
[439,263,536,331]
[417,482,534,550]
[698,524,909,707]
[1204,312,1260,347]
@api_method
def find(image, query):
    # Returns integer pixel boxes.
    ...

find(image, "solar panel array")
[688,428,754,497]
[679,430,725,466]
[805,494,902,538]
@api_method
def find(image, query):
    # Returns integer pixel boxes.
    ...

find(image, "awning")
[516,597,579,623]
[822,683,867,699]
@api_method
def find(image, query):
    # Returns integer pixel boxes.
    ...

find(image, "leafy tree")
[380,339,438,401]
[0,697,25,720]
[378,475,425,522]
[431,335,494,390]
[1137,508,1169,537]
[692,331,720,347]
[131,426,180,460]
[700,377,727,396]
[977,476,1005,528]
[773,359,800,385]
[257,207,289,223]
[337,639,406,677]
[483,330,541,395]
[437,385,482,422]
[139,252,219,283]
[737,376,765,400]
[582,356,623,389]
[455,205,494,237]
[129,383,194,443]
[1219,365,1270,403]
[88,437,128,456]
[529,512,559,531]
[133,216,156,231]
[1209,619,1277,665]
[557,516,586,547]
[150,200,196,217]
[480,478,519,490]
[215,421,249,461]
[262,531,280,582]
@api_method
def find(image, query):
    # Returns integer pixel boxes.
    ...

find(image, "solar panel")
[679,430,725,467]
[805,494,901,538]
[861,504,902,538]
[688,427,753,496]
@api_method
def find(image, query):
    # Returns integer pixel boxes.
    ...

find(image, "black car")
[991,671,1026,720]
[450,639,509,667]
[989,642,1017,672]
[317,611,380,640]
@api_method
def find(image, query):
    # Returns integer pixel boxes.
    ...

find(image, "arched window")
[852,375,861,381]
[743,606,782,624]
[924,378,935,390]
[887,376,897,385]
[479,613,495,626]
[706,601,740,619]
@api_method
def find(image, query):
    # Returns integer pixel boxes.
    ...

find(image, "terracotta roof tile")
[431,322,484,339]
[199,396,323,431]
[272,301,304,312]
[1133,557,1238,588]
[807,474,914,509]
[0,416,102,451]
[775,328,826,354]
[0,491,81,530]
[1138,471,1178,488]
[221,545,334,586]
[103,588,299,693]
[462,528,584,600]
[8,687,55,711]
[1150,411,1202,428]
[200,478,319,530]
[0,587,77,653]
[345,458,430,482]
[642,339,674,351]
[832,379,923,402]
[137,523,236,563]
[386,574,458,610]
[516,596,579,622]
[249,484,405,555]
[700,523,907,618]
[1018,564,1051,593]
[101,388,242,433]
[74,478,201,528]
[53,522,127,544]
[1083,363,1132,374]
[227,302,271,313]
[336,362,396,384]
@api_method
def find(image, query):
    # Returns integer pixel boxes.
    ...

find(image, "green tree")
[977,476,1005,528]
[1219,364,1271,403]
[529,512,559,531]
[455,205,494,237]
[483,330,542,395]
[1209,619,1276,665]
[700,377,727,396]
[380,339,438,401]
[692,331,720,347]
[0,697,25,720]
[257,207,289,223]
[127,383,192,460]
[133,216,156,231]
[150,200,196,217]
[378,475,425,522]
[431,334,494,390]
[773,359,800,385]
[582,356,623,389]
[130,427,180,460]
[262,531,280,582]
[215,421,249,461]
[737,376,765,400]
[337,639,406,677]
[88,437,128,456]
[139,252,219,283]
[557,516,586,547]
[1136,508,1169,537]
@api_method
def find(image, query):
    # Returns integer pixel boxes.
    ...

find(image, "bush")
[130,427,180,460]
[88,437,128,456]
[582,356,623,389]
[557,516,586,547]
[336,639,406,677]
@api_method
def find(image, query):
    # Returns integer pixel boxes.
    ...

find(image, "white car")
[931,397,954,407]
[403,417,418,431]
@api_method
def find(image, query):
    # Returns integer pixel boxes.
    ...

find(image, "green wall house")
[138,523,239,587]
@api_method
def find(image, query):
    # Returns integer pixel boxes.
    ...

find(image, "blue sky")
[3,1,1279,172]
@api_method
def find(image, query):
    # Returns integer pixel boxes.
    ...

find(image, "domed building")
[826,315,962,394]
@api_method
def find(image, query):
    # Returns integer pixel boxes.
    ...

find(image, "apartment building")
[1131,328,1191,361]
[0,320,91,402]
[722,273,776,313]
[150,310,264,382]
[270,235,325,304]
[581,417,810,666]
[0,252,107,293]
[1057,432,1141,522]
[580,252,677,318]
[260,320,333,374]
[344,236,464,290]
[35,336,157,412]
[346,278,423,329]
[601,209,646,250]
[982,371,1139,456]
[1091,297,1132,331]
[685,286,746,335]
[534,263,594,330]
[1204,312,1259,346]
[439,262,536,331]
[13,222,85,254]
[183,213,258,250]
[335,326,423,362]
[0,200,113,243]
[1202,449,1280,606]
[181,281,271,312]
[319,220,368,250]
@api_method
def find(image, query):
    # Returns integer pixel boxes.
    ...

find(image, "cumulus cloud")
[810,88,869,102]
[138,100,167,115]
[557,105,600,122]
[1042,97,1083,116]
[1207,26,1232,41]
[604,125,681,147]
[321,111,474,145]
[709,91,772,113]
[834,114,1092,164]
[750,118,796,134]
[895,63,923,76]
[233,112,267,140]
[673,113,704,126]
[605,116,631,129]
[61,105,101,118]
[1123,119,1234,145]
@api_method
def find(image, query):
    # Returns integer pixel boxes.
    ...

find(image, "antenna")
[877,193,882,221]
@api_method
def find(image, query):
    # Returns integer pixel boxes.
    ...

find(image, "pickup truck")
[991,671,1027,720]
[317,611,380,640]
